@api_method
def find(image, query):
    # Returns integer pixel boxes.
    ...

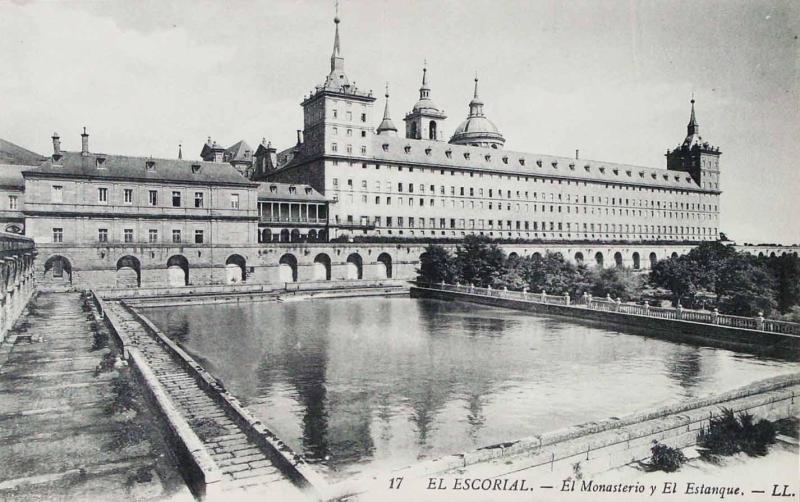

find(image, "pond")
[143,297,799,480]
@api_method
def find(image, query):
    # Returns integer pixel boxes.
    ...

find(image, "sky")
[1,0,798,244]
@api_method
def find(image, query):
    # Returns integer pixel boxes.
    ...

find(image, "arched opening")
[508,252,519,261]
[574,252,584,265]
[308,229,318,242]
[318,229,328,242]
[757,252,764,258]
[595,252,604,268]
[313,253,331,281]
[614,252,623,268]
[429,121,437,140]
[280,229,290,242]
[290,229,301,242]
[261,228,272,243]
[649,252,657,269]
[116,255,141,288]
[377,252,392,279]
[410,121,418,139]
[671,252,679,258]
[532,252,542,260]
[278,253,298,283]
[769,252,776,258]
[632,252,641,270]
[44,255,72,284]
[4,224,22,234]
[225,254,247,284]
[166,255,189,286]
[346,253,363,280]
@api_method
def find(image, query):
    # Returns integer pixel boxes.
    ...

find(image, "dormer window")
[584,164,591,171]
[625,170,632,176]
[662,174,669,180]
[599,167,606,173]
[463,152,470,160]
[651,173,657,179]
[425,148,432,156]
[484,154,491,162]
[502,156,508,164]
[95,157,106,169]
[191,164,201,174]
[612,168,619,175]
[269,185,278,193]
[382,143,389,152]
[404,145,411,154]
[535,159,542,167]
[519,158,526,166]
[551,161,558,168]
[445,150,452,159]
[569,162,575,170]
[145,160,156,171]
[305,187,312,194]
[639,171,645,177]
[289,186,297,194]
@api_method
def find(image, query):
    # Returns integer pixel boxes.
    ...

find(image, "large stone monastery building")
[267,14,722,243]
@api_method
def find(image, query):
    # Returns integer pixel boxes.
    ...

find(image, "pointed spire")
[377,82,398,135]
[330,0,344,72]
[686,94,699,138]
[178,143,183,160]
[473,72,480,99]
[468,74,484,116]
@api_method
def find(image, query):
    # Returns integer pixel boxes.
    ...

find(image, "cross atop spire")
[687,95,699,138]
[330,1,343,72]
[377,81,398,135]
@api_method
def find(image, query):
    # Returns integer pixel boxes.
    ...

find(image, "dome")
[412,97,440,113]
[453,115,499,136]
[449,77,505,148]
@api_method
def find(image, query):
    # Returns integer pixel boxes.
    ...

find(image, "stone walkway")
[102,301,308,500]
[0,292,192,502]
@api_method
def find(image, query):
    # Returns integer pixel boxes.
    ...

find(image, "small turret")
[376,83,398,136]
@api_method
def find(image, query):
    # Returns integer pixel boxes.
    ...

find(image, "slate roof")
[0,164,29,189]
[224,140,253,162]
[369,135,709,191]
[26,151,255,186]
[0,138,46,166]
[257,182,328,202]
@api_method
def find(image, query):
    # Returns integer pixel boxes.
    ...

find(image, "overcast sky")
[1,0,798,244]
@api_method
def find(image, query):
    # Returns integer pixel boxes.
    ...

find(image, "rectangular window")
[194,192,204,208]
[195,230,204,244]
[172,191,181,207]
[230,193,239,209]
[51,185,63,203]
[98,187,108,203]
[8,195,17,210]
[98,228,108,243]
[123,188,133,204]
[148,190,158,206]
[172,229,181,243]
[52,227,63,243]
[149,229,158,243]
[123,229,133,243]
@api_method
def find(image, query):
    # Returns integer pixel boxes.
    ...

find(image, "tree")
[454,235,506,287]
[649,257,704,305]
[416,245,458,285]
[592,267,643,301]
[766,254,800,314]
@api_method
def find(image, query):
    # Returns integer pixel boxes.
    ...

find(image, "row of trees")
[417,237,800,319]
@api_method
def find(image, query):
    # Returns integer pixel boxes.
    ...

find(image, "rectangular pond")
[142,296,799,480]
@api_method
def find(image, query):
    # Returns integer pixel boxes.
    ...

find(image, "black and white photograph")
[0,1,798,501]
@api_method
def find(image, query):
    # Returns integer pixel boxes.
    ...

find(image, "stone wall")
[0,232,36,343]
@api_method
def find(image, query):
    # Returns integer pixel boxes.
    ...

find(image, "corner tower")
[299,10,376,158]
[404,65,447,140]
[666,98,721,191]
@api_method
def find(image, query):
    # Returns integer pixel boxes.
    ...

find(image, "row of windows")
[329,160,716,196]
[330,143,368,155]
[49,185,240,209]
[331,216,717,236]
[7,195,18,210]
[52,227,205,244]
[331,127,367,138]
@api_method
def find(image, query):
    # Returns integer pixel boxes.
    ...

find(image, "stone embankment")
[96,295,327,500]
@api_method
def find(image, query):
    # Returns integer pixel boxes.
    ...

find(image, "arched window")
[429,121,437,140]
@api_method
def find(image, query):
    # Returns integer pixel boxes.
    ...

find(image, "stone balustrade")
[0,232,36,343]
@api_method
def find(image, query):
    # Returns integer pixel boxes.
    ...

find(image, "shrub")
[698,408,776,457]
[644,441,687,472]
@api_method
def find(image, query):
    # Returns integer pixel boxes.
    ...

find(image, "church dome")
[449,78,505,149]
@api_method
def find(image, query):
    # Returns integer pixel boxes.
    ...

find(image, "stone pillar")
[712,308,719,324]
[757,312,765,331]
[564,293,570,305]
[677,304,683,319]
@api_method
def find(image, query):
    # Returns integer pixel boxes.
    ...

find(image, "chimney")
[81,127,89,156]
[51,132,61,156]
[296,130,304,145]
[575,149,579,160]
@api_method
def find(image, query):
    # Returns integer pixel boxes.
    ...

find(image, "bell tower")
[404,64,447,141]
[666,97,721,191]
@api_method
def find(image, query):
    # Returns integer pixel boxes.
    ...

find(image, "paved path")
[103,301,308,500]
[0,292,192,502]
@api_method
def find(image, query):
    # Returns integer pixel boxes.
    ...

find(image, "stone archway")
[346,253,363,280]
[614,252,623,268]
[574,252,584,265]
[595,252,604,268]
[44,255,72,284]
[278,253,298,283]
[313,253,331,281]
[116,255,141,288]
[649,252,658,269]
[225,254,247,284]
[632,252,641,270]
[166,255,189,286]
[376,252,392,279]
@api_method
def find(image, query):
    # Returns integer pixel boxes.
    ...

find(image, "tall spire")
[377,82,398,135]
[468,75,484,116]
[419,62,430,98]
[687,95,699,135]
[330,0,344,72]
[681,95,702,148]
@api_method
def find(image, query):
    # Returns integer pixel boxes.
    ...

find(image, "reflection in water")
[144,297,799,480]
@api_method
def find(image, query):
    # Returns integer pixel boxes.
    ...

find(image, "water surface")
[143,297,798,480]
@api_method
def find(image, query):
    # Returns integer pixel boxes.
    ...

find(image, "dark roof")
[26,151,255,186]
[0,138,46,166]
[257,182,327,202]
[225,140,253,162]
[0,164,29,188]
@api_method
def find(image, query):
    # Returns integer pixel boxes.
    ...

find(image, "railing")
[421,282,800,336]
[259,217,326,224]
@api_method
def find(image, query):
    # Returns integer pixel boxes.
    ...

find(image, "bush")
[643,441,687,472]
[698,408,776,457]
